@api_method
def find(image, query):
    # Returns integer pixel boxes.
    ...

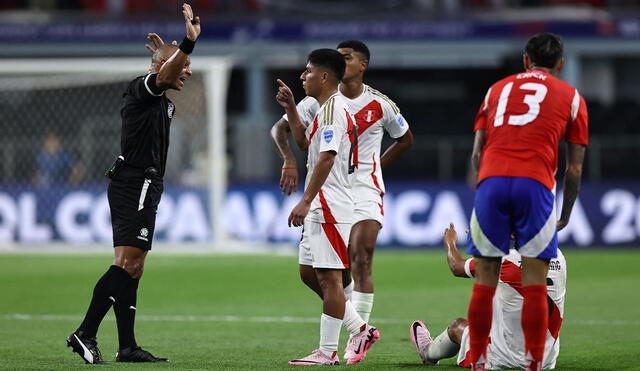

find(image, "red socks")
[467,284,496,369]
[522,284,548,370]
[468,283,548,370]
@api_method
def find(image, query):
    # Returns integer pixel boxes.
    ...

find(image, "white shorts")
[457,321,558,370]
[298,220,351,269]
[457,325,519,370]
[353,200,384,228]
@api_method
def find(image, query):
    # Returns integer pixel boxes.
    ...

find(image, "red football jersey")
[474,69,589,190]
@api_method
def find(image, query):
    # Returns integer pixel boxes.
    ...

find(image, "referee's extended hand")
[145,33,177,54]
[182,3,201,42]
[288,200,310,227]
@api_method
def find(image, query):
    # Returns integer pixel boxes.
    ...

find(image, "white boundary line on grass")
[1,313,639,327]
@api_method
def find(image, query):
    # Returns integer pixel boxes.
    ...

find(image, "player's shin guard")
[78,265,131,338]
[522,285,548,370]
[114,277,140,350]
[467,284,496,370]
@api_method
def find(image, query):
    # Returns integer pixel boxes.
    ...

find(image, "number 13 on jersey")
[494,82,548,127]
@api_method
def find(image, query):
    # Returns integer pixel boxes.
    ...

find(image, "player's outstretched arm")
[276,79,309,151]
[558,142,586,230]
[470,129,486,185]
[288,151,336,227]
[380,129,413,169]
[270,118,298,195]
[443,223,467,277]
[156,3,200,88]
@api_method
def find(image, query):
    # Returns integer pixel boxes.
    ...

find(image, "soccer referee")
[66,3,200,364]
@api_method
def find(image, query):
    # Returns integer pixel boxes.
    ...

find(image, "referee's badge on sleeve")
[168,103,175,118]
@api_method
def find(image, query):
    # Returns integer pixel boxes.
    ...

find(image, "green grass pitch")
[1,249,639,370]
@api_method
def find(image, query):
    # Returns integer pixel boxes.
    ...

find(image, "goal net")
[0,57,238,252]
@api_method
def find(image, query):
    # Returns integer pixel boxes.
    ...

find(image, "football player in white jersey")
[409,224,566,370]
[277,49,380,366]
[271,41,414,350]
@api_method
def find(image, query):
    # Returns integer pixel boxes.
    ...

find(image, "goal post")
[0,56,235,252]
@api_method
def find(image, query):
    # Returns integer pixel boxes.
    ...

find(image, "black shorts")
[108,169,163,250]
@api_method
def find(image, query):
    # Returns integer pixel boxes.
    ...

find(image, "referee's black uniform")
[108,72,174,250]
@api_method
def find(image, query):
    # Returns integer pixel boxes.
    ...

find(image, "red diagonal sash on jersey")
[321,223,350,268]
[346,109,358,169]
[470,259,563,339]
[371,154,384,215]
[354,100,383,134]
[498,260,563,339]
[318,190,337,224]
[308,116,319,142]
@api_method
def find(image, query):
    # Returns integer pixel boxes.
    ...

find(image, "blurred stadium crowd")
[1,0,640,15]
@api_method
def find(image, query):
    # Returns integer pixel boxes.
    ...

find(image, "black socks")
[77,265,131,338]
[114,277,140,350]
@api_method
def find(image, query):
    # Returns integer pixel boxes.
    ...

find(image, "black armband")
[179,37,196,55]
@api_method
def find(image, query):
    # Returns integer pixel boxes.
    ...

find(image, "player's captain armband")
[464,258,475,278]
[144,73,165,97]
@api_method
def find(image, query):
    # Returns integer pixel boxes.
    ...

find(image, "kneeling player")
[410,224,566,370]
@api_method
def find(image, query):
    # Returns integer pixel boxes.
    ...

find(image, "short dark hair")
[525,32,563,68]
[337,40,370,62]
[307,48,346,82]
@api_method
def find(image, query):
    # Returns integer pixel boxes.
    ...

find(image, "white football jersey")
[463,249,566,369]
[284,85,409,206]
[303,93,357,224]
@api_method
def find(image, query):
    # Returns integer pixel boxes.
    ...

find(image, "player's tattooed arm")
[558,142,586,231]
[276,79,309,151]
[381,128,413,169]
[443,223,467,278]
[470,129,486,185]
[270,118,299,195]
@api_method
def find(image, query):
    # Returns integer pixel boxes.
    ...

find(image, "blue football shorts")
[467,176,558,259]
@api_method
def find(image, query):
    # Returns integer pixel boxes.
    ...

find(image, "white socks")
[342,300,366,335]
[343,280,354,301]
[427,327,461,361]
[351,291,374,323]
[319,313,342,357]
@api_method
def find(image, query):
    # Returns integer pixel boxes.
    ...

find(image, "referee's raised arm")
[156,3,201,89]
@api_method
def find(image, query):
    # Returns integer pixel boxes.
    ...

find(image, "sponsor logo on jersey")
[167,103,175,118]
[324,130,334,143]
[397,115,405,127]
